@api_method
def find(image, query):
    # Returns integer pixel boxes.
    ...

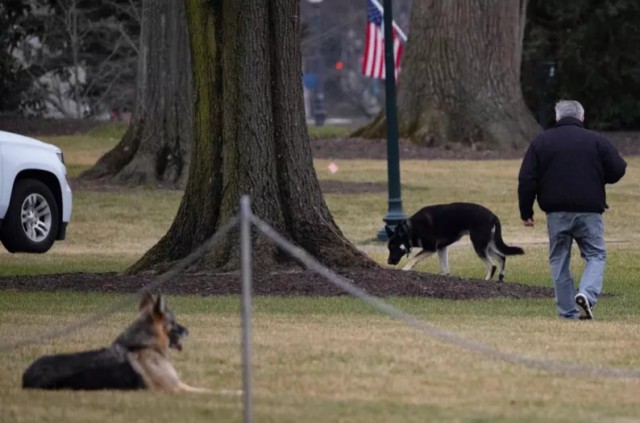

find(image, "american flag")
[361,0,404,80]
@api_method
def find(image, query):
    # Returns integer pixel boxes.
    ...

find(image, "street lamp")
[307,0,327,127]
[536,60,556,129]
[377,0,406,241]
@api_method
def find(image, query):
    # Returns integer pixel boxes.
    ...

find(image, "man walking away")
[518,100,627,320]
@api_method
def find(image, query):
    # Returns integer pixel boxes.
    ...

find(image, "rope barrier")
[0,216,238,352]
[4,206,640,381]
[251,213,640,380]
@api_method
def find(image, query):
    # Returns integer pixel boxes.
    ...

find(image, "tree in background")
[81,0,192,186]
[4,0,138,118]
[80,0,140,116]
[522,0,640,130]
[0,0,46,112]
[354,0,540,149]
[129,0,372,273]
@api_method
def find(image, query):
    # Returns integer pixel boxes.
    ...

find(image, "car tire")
[1,178,59,253]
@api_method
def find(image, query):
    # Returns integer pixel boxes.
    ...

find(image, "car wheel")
[1,179,59,253]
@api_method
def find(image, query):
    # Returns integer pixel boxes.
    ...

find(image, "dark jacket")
[518,117,627,220]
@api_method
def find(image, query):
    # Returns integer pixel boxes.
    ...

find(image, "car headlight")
[56,151,65,164]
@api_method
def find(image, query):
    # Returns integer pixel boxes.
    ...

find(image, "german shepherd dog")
[22,293,210,393]
[386,202,524,281]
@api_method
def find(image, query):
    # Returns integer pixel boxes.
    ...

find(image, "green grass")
[308,124,352,139]
[0,189,182,275]
[40,134,120,178]
[2,294,640,422]
[86,122,129,139]
[1,132,640,422]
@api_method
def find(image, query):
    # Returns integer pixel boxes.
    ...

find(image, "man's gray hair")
[555,100,584,120]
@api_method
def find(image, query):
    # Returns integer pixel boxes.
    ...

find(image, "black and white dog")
[386,202,524,282]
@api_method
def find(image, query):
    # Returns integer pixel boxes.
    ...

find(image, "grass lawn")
[1,129,640,422]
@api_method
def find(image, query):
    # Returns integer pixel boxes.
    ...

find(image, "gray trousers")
[547,212,606,319]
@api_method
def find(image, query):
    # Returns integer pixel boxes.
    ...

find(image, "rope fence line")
[250,212,640,380]
[0,216,239,352]
[2,203,640,381]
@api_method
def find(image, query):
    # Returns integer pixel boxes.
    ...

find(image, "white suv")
[0,130,72,253]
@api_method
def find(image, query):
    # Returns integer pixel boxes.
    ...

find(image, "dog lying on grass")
[386,202,524,282]
[22,292,210,393]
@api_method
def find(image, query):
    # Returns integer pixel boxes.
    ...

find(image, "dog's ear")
[138,290,156,312]
[402,219,411,233]
[153,294,167,317]
[397,220,408,236]
[385,225,393,238]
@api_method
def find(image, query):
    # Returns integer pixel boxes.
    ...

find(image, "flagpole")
[369,0,408,42]
[376,0,407,241]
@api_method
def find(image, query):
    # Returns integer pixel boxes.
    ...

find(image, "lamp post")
[536,60,556,129]
[377,0,406,241]
[307,0,327,127]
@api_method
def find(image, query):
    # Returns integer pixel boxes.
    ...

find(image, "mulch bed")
[311,137,525,161]
[311,132,640,161]
[0,268,554,300]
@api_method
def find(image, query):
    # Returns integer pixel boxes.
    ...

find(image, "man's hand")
[523,218,535,227]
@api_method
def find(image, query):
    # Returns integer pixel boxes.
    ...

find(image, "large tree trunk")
[355,0,539,149]
[80,0,192,186]
[128,0,373,273]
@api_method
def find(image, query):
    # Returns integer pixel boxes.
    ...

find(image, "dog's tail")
[492,218,524,255]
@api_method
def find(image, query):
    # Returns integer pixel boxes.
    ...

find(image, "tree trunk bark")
[354,0,539,149]
[128,0,373,274]
[80,0,192,186]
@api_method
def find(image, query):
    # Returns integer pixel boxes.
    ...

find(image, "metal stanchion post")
[240,195,253,423]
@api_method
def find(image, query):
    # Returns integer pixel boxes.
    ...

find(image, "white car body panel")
[0,130,73,225]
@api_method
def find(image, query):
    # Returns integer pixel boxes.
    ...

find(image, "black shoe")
[575,293,593,320]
